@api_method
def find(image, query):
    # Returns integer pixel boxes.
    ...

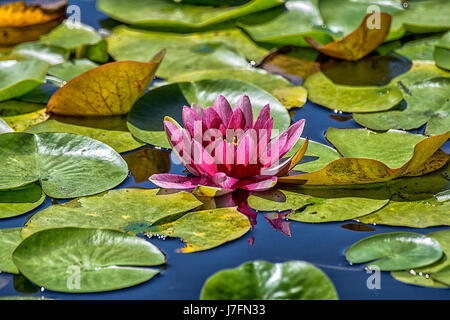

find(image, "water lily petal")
[227,106,247,130]
[279,119,305,156]
[192,139,218,177]
[191,103,203,116]
[235,94,253,128]
[213,95,232,126]
[239,176,278,192]
[182,105,201,136]
[203,107,223,130]
[212,172,239,190]
[253,104,270,131]
[149,173,211,189]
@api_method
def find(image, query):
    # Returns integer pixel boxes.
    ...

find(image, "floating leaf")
[167,68,307,109]
[0,182,45,219]
[0,132,128,198]
[127,79,290,149]
[239,0,333,47]
[7,41,69,65]
[394,34,442,61]
[17,83,59,104]
[0,228,22,274]
[123,147,171,183]
[200,260,338,300]
[0,1,66,46]
[434,31,450,70]
[13,228,165,293]
[345,232,443,271]
[0,100,48,131]
[40,21,102,50]
[98,0,283,28]
[305,13,391,61]
[304,71,403,113]
[248,189,388,223]
[26,117,143,153]
[142,207,251,253]
[46,51,164,116]
[280,129,450,186]
[22,188,202,239]
[392,230,450,288]
[0,60,48,102]
[107,26,267,78]
[47,59,98,82]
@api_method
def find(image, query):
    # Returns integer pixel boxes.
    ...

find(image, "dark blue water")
[0,0,449,300]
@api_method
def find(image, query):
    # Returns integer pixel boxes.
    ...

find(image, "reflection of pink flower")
[150,94,306,196]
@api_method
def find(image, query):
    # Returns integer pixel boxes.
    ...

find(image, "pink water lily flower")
[150,94,307,196]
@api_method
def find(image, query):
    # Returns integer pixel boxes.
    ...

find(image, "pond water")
[0,0,449,300]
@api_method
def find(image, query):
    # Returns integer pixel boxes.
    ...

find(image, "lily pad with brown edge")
[21,188,203,239]
[345,232,443,271]
[392,230,450,288]
[12,228,166,293]
[200,260,338,300]
[434,32,450,70]
[353,61,450,135]
[127,79,290,149]
[0,132,128,198]
[40,20,102,50]
[0,0,66,46]
[0,182,45,219]
[25,117,144,153]
[97,0,283,29]
[305,12,392,61]
[0,60,49,102]
[47,59,99,82]
[238,0,334,48]
[167,68,307,110]
[0,100,48,132]
[279,129,450,186]
[248,189,389,223]
[303,71,403,113]
[0,228,22,274]
[136,207,251,253]
[46,50,165,116]
[123,147,171,183]
[107,26,267,79]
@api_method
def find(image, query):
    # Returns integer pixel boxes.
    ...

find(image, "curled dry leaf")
[279,130,450,186]
[46,49,166,116]
[305,12,392,61]
[0,0,67,46]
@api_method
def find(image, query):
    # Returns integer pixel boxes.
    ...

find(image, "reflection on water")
[340,223,376,232]
[123,147,171,183]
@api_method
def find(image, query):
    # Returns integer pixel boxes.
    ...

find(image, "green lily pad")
[345,232,443,271]
[0,182,45,219]
[286,137,340,173]
[326,128,427,169]
[394,34,442,61]
[26,117,143,153]
[17,83,59,104]
[7,41,69,65]
[200,260,338,300]
[353,61,450,135]
[434,31,450,70]
[248,189,389,223]
[0,132,128,198]
[141,207,251,253]
[304,71,404,113]
[359,197,450,228]
[127,79,290,149]
[21,188,202,239]
[0,228,22,274]
[40,21,102,50]
[392,230,450,288]
[12,228,165,293]
[238,0,334,47]
[107,26,267,78]
[47,59,99,82]
[167,68,307,110]
[0,100,49,131]
[98,0,283,28]
[0,60,48,102]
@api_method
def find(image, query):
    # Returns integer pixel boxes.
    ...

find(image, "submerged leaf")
[305,13,392,61]
[0,132,128,198]
[345,232,443,271]
[0,182,45,219]
[201,260,338,300]
[0,100,48,131]
[13,228,165,293]
[46,51,164,116]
